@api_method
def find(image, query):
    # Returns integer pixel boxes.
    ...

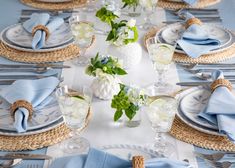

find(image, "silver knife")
[177,80,235,86]
[0,64,70,69]
[0,153,52,160]
[0,75,54,79]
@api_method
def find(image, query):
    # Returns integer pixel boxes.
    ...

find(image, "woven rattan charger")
[21,0,87,11]
[157,0,220,9]
[0,106,92,151]
[144,27,235,64]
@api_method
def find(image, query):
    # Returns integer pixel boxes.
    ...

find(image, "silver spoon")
[195,72,235,80]
[0,158,22,168]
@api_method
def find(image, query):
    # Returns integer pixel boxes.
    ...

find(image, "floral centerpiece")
[111,84,147,127]
[106,19,142,69]
[86,53,127,100]
[122,0,141,17]
[95,2,120,25]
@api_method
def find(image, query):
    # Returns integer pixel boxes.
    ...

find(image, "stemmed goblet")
[69,15,95,66]
[146,96,177,156]
[56,85,92,154]
[145,36,176,96]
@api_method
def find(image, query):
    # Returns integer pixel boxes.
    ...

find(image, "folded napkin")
[177,12,221,58]
[50,148,191,168]
[23,13,64,50]
[182,0,197,5]
[199,70,235,142]
[0,77,60,133]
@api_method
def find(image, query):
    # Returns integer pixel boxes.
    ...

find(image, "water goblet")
[145,37,176,95]
[146,96,177,156]
[138,0,158,30]
[83,0,98,12]
[56,85,92,154]
[69,15,95,66]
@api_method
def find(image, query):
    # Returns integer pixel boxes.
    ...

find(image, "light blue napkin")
[0,77,60,133]
[182,0,197,5]
[50,148,191,168]
[177,12,221,58]
[199,70,235,142]
[23,13,64,50]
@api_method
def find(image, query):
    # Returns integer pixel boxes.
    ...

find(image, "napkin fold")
[23,13,64,50]
[50,148,191,168]
[199,70,235,142]
[182,0,197,5]
[177,12,221,58]
[0,77,60,133]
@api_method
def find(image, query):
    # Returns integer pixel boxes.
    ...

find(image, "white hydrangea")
[127,19,136,28]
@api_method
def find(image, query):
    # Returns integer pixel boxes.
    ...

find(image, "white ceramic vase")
[91,74,121,100]
[108,42,142,69]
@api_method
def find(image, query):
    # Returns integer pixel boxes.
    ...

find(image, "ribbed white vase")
[91,74,121,100]
[108,42,142,69]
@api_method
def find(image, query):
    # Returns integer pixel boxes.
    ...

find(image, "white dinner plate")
[0,117,64,136]
[0,95,62,131]
[179,86,218,130]
[102,144,161,160]
[6,23,73,49]
[156,23,234,55]
[1,24,74,53]
[175,86,224,136]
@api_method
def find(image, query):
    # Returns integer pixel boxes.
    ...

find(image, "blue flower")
[101,57,109,64]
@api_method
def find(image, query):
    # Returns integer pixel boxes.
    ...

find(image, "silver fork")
[206,161,233,168]
[26,164,40,168]
[195,152,229,161]
[184,68,235,74]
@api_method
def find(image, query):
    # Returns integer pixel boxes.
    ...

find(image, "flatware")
[194,72,235,80]
[0,67,52,74]
[178,63,235,70]
[0,75,57,80]
[0,64,70,69]
[21,9,78,15]
[177,80,235,86]
[163,18,222,24]
[0,153,52,160]
[184,68,235,74]
[206,160,233,168]
[26,164,41,168]
[195,152,235,162]
[0,158,22,168]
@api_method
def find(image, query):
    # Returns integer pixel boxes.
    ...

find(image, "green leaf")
[114,110,123,121]
[72,95,85,100]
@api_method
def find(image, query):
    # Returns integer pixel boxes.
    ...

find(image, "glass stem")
[154,131,166,153]
[156,70,165,86]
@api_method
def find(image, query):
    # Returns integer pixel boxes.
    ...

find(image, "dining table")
[0,0,235,168]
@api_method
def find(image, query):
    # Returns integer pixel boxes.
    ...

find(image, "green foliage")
[85,53,127,77]
[111,84,141,122]
[122,0,139,10]
[96,7,119,25]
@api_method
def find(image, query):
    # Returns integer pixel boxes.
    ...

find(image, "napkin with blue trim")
[23,13,64,50]
[0,77,60,133]
[199,70,235,142]
[50,148,192,168]
[177,12,221,58]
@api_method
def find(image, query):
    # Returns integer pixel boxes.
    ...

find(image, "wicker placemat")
[21,0,87,10]
[170,116,235,152]
[144,27,235,64]
[157,0,221,9]
[0,41,80,63]
[0,108,92,151]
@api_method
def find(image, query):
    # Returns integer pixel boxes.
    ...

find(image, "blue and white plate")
[102,144,161,160]
[156,23,234,55]
[1,23,73,52]
[0,95,62,132]
[176,86,224,136]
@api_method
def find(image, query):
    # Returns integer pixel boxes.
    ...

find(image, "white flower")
[127,19,136,28]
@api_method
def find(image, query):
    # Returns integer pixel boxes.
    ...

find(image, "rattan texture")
[170,116,235,152]
[144,27,235,64]
[0,41,80,63]
[20,0,87,10]
[0,108,92,151]
[157,0,221,9]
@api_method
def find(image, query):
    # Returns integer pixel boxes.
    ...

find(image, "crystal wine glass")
[145,36,176,96]
[56,85,92,154]
[83,0,98,12]
[69,15,95,66]
[138,0,158,30]
[146,96,177,156]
